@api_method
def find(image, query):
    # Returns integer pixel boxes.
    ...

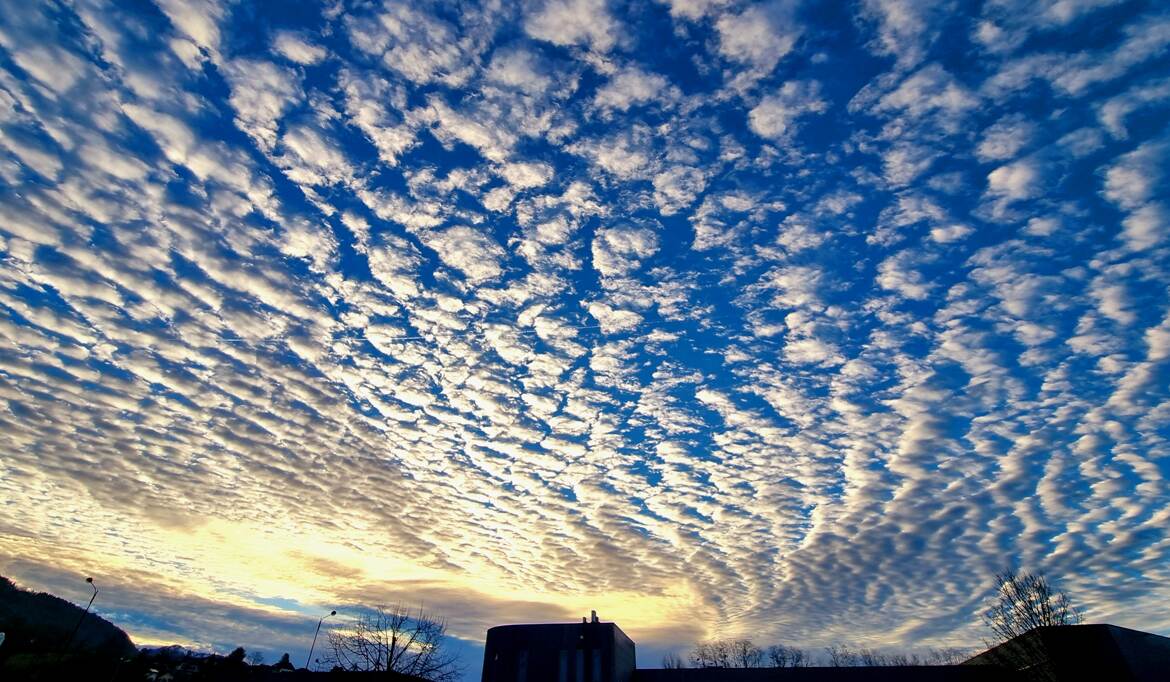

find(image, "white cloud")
[984,15,1170,99]
[987,158,1041,201]
[0,133,63,180]
[592,225,659,277]
[587,302,643,333]
[1101,139,1168,251]
[775,216,829,252]
[876,250,931,299]
[1023,216,1061,237]
[359,187,443,229]
[1102,139,1165,211]
[752,264,824,309]
[594,67,672,111]
[716,0,802,73]
[875,64,979,122]
[78,140,150,182]
[1121,203,1167,252]
[346,5,474,87]
[748,81,827,140]
[930,223,975,243]
[652,166,707,216]
[425,97,517,163]
[221,59,302,152]
[980,0,1123,37]
[338,70,420,167]
[280,219,338,272]
[155,0,226,57]
[122,103,196,164]
[8,44,89,95]
[569,129,656,180]
[525,0,620,53]
[1146,316,1170,362]
[784,336,844,366]
[368,234,425,298]
[1042,0,1125,25]
[1098,77,1170,140]
[422,226,508,284]
[272,31,327,65]
[499,161,554,189]
[1091,280,1134,326]
[975,115,1036,162]
[858,0,950,67]
[1051,14,1170,95]
[341,211,371,249]
[881,143,939,187]
[481,186,517,212]
[279,125,352,186]
[167,37,204,69]
[485,49,553,94]
[658,0,729,20]
[1057,127,1105,157]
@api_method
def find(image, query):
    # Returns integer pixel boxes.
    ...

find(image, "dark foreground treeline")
[664,638,970,669]
[0,576,428,680]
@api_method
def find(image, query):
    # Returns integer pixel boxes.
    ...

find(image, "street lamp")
[305,610,336,670]
[64,577,98,653]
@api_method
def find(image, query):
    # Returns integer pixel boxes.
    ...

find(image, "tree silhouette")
[323,604,460,681]
[983,569,1082,642]
[766,644,807,667]
[273,652,294,671]
[821,644,967,666]
[689,639,765,668]
[980,569,1082,681]
[226,646,246,665]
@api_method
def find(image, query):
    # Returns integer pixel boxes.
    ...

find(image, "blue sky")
[1,0,1169,678]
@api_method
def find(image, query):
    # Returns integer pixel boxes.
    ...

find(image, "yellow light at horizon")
[2,512,710,645]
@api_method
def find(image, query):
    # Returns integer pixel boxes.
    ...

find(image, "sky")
[1,0,1169,677]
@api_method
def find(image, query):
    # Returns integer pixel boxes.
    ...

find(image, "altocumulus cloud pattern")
[1,0,1169,670]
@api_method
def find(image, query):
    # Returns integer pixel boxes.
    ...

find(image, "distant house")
[480,616,1170,682]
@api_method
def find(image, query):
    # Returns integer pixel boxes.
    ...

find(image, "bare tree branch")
[980,569,1081,681]
[689,639,765,668]
[983,569,1081,642]
[766,644,807,668]
[323,604,462,681]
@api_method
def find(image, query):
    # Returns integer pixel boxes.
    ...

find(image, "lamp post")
[64,577,98,653]
[305,610,336,670]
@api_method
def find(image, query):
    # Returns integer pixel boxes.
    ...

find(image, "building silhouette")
[482,611,635,682]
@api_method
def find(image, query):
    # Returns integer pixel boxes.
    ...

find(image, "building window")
[559,649,569,682]
[591,649,602,682]
[517,649,527,682]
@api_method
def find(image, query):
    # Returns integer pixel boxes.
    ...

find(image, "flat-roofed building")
[481,612,635,682]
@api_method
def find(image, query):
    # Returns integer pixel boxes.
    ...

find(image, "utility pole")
[305,610,337,670]
[63,577,98,653]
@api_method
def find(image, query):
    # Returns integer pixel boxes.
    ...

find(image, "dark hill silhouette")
[0,575,135,657]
